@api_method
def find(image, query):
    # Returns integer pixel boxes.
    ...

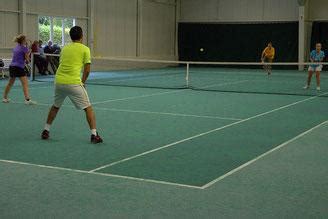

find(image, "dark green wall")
[178,22,299,62]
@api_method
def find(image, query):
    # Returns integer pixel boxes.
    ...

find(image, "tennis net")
[32,54,328,97]
[32,54,188,89]
[188,61,328,97]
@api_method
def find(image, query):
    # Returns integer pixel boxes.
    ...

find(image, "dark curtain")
[178,22,298,63]
[310,21,328,59]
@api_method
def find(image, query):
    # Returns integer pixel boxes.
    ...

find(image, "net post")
[31,52,35,81]
[186,62,190,88]
[298,63,305,71]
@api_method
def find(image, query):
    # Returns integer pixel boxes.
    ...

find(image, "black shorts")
[9,66,27,78]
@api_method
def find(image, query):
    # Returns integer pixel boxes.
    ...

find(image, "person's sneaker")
[41,130,50,140]
[91,133,103,144]
[303,85,309,89]
[2,98,10,103]
[25,99,37,105]
[317,86,321,91]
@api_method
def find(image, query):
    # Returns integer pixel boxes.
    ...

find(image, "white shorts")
[54,84,91,110]
[308,65,322,72]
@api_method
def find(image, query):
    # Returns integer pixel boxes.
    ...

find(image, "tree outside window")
[39,16,75,46]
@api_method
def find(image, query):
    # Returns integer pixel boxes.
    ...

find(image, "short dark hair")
[70,26,83,41]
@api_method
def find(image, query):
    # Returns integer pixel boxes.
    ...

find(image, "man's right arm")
[261,48,267,60]
[309,51,314,62]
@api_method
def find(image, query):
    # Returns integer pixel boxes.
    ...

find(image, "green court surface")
[1,73,328,218]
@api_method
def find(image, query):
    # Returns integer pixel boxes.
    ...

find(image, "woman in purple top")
[2,34,36,104]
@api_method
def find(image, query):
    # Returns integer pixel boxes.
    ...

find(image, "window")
[38,16,75,46]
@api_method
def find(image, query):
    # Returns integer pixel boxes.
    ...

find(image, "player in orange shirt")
[261,42,275,75]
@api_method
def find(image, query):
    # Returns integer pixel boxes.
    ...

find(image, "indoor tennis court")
[1,0,328,218]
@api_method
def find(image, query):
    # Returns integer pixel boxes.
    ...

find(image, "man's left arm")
[82,63,91,85]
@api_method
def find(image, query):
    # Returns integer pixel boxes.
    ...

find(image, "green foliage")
[39,16,50,26]
[39,24,71,45]
[38,16,74,45]
[39,24,50,43]
[63,19,74,28]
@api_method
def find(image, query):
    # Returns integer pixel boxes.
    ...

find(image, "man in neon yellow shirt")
[41,26,103,144]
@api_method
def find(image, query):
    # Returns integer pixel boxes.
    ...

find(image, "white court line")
[93,107,242,121]
[4,79,248,105]
[92,90,184,105]
[11,101,50,107]
[26,86,53,90]
[1,121,326,191]
[201,120,328,189]
[11,101,241,121]
[191,80,250,89]
[0,85,52,90]
[0,159,202,190]
[91,80,250,105]
[90,70,184,84]
[89,92,328,173]
[4,92,327,190]
[3,80,249,105]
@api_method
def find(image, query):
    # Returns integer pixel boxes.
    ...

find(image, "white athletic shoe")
[2,98,10,103]
[303,85,309,89]
[317,87,321,91]
[24,99,37,105]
